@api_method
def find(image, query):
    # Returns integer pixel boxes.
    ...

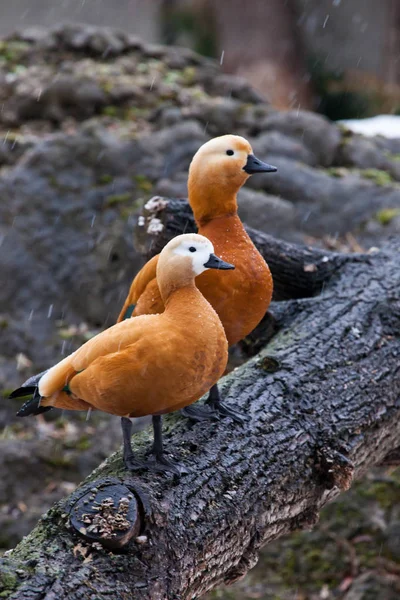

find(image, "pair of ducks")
[10,135,277,475]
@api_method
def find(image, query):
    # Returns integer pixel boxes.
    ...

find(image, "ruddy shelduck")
[10,234,234,475]
[118,135,277,422]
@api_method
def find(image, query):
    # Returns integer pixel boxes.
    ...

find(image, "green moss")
[58,329,75,340]
[182,66,196,86]
[43,453,73,468]
[102,105,119,117]
[325,166,349,178]
[75,436,92,451]
[0,567,19,595]
[0,40,30,64]
[163,70,181,85]
[133,174,153,193]
[98,174,114,185]
[375,208,400,225]
[120,200,143,220]
[361,168,394,186]
[105,192,131,206]
[124,106,151,122]
[384,151,400,162]
[324,166,397,187]
[358,480,400,509]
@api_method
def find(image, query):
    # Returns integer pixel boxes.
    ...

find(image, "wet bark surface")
[1,230,399,599]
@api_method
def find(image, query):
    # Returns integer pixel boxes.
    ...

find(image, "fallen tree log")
[1,209,400,599]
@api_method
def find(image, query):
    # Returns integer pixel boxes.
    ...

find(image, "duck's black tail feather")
[16,390,52,417]
[9,370,52,417]
[9,386,36,399]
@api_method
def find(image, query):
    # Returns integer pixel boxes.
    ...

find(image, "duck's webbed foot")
[182,384,249,424]
[149,452,190,476]
[181,402,220,423]
[123,454,151,472]
[121,416,189,477]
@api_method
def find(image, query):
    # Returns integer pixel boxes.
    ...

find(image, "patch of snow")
[339,115,400,139]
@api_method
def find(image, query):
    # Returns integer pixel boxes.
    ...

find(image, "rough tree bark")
[1,199,400,600]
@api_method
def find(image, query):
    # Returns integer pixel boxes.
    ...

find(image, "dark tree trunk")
[1,202,400,600]
[210,0,313,108]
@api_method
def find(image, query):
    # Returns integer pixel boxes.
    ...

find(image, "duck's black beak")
[243,154,277,174]
[204,254,235,270]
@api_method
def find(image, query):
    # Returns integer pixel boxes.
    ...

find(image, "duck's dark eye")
[226,149,234,156]
[189,246,196,253]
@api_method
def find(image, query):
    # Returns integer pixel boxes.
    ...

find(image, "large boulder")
[258,110,342,166]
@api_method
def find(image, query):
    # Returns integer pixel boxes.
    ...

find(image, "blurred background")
[1,0,400,119]
[0,1,399,599]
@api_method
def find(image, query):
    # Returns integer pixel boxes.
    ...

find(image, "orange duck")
[10,234,234,475]
[118,135,277,422]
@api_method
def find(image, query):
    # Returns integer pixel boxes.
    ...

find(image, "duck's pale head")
[188,135,277,224]
[157,233,234,300]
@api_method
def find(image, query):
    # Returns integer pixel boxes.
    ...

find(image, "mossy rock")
[0,40,30,64]
[0,564,19,595]
[133,174,153,193]
[105,192,132,206]
[98,174,114,185]
[361,169,394,186]
[375,208,400,226]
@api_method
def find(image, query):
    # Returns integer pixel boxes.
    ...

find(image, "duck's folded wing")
[117,254,160,322]
[39,317,155,397]
[68,346,139,415]
[69,330,176,415]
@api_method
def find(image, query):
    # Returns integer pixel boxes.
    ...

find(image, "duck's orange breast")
[197,215,273,346]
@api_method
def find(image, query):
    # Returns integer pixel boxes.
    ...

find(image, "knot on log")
[314,442,354,491]
[68,477,149,550]
[257,355,281,373]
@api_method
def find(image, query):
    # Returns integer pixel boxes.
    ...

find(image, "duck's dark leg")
[151,415,189,475]
[121,416,189,476]
[121,417,148,471]
[181,384,248,424]
[206,384,248,423]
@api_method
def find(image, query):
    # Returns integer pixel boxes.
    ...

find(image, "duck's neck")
[163,284,204,313]
[198,211,247,242]
[188,178,238,227]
